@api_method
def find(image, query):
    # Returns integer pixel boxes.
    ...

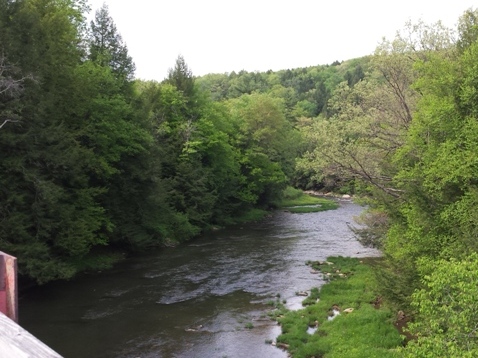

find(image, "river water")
[19,200,380,358]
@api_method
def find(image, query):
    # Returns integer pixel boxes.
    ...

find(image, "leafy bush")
[404,253,478,357]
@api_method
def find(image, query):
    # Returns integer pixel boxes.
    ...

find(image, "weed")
[245,322,254,329]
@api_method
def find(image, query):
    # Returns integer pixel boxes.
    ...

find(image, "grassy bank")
[270,256,404,358]
[278,187,339,213]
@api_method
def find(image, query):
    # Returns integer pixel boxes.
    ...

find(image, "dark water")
[19,200,380,358]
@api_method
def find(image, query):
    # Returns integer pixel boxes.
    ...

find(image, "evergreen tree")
[166,55,194,98]
[89,4,135,84]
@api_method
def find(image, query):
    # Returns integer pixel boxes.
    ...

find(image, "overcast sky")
[87,1,476,81]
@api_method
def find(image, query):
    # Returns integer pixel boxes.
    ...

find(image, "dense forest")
[0,0,366,285]
[2,0,478,355]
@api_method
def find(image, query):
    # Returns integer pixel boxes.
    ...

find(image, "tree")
[89,4,135,83]
[166,55,194,99]
[456,8,478,53]
[135,76,246,240]
[296,75,411,197]
[386,36,478,273]
[296,18,455,196]
[227,93,298,206]
[373,12,478,307]
[404,254,478,357]
[0,0,153,283]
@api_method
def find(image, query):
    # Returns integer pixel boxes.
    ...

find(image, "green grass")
[278,187,339,213]
[301,287,320,306]
[274,256,404,358]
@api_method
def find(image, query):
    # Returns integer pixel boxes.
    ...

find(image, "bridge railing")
[0,251,17,322]
[0,251,63,357]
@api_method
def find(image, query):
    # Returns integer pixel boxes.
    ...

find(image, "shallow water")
[19,200,379,358]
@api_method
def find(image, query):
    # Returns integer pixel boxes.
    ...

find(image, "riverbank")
[269,256,404,358]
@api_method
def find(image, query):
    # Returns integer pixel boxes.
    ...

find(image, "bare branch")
[0,51,34,129]
[0,119,20,129]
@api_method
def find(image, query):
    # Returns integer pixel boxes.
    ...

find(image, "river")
[19,200,380,358]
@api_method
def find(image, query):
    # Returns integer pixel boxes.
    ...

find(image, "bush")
[403,253,478,357]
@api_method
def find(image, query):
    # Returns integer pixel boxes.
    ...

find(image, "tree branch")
[0,119,19,129]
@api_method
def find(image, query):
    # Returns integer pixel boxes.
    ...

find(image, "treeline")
[294,9,478,357]
[197,57,367,121]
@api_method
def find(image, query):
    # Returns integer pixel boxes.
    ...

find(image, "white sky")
[87,1,477,81]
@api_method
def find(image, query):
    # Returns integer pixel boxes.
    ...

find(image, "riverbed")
[19,200,380,358]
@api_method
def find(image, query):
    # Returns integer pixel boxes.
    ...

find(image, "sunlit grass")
[279,187,339,213]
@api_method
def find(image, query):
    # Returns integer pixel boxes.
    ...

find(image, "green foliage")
[281,186,304,200]
[4,1,474,302]
[385,35,478,292]
[295,68,413,197]
[227,93,296,206]
[68,250,125,273]
[457,8,478,53]
[0,0,111,283]
[196,58,371,119]
[403,254,478,357]
[1,0,221,283]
